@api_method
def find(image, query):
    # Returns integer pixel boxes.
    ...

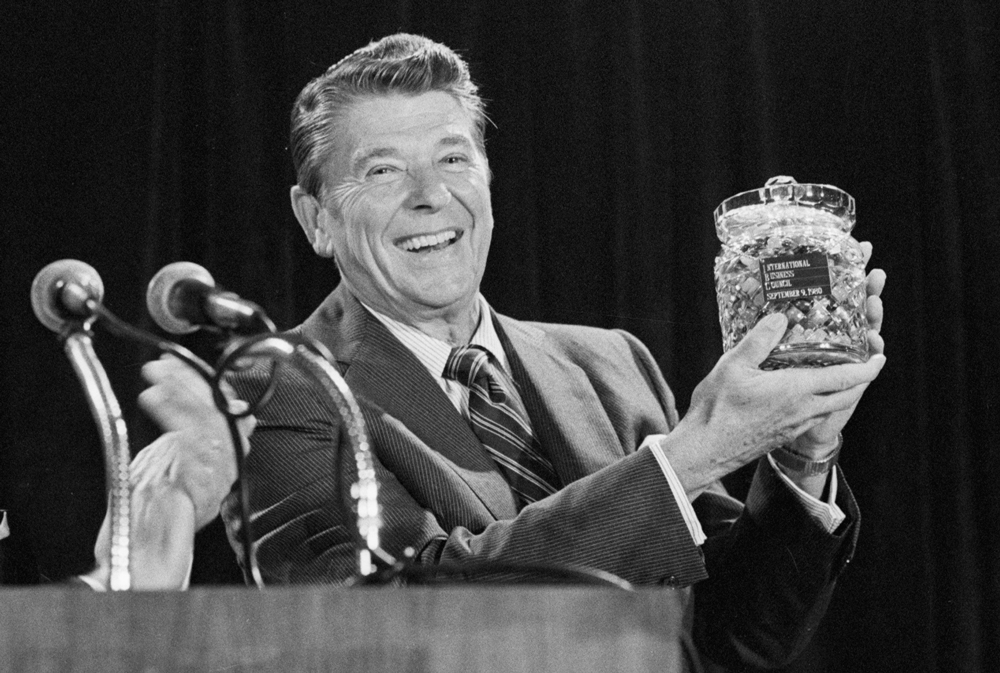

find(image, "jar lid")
[713,176,856,239]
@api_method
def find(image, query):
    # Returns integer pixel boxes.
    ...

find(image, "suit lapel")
[494,314,625,485]
[302,286,519,520]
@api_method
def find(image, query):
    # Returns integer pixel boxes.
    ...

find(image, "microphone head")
[146,261,217,334]
[31,260,105,333]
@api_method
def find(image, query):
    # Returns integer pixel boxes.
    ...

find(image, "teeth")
[399,230,458,251]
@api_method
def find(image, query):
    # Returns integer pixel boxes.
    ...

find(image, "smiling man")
[190,34,887,669]
[290,90,493,344]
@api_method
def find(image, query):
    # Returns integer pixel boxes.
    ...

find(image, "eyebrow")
[350,135,475,174]
[438,135,474,151]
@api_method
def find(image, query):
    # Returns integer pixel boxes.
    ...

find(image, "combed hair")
[290,33,487,198]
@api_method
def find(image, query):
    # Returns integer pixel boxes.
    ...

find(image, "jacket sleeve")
[691,460,859,669]
[221,352,707,587]
[614,328,861,669]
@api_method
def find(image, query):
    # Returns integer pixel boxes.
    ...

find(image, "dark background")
[2,1,998,671]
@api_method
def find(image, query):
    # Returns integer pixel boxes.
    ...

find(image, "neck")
[352,287,482,345]
[407,307,481,346]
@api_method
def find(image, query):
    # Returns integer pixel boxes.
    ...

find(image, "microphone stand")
[60,321,132,591]
[218,335,392,578]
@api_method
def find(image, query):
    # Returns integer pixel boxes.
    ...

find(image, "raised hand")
[663,311,886,497]
[137,355,255,530]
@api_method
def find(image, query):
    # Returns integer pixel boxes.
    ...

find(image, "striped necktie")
[443,345,561,508]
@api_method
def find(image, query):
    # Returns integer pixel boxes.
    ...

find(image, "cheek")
[329,182,398,259]
[448,173,492,216]
[328,180,368,227]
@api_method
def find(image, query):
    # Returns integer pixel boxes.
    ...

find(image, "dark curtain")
[3,1,998,671]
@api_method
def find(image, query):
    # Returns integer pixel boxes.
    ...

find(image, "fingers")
[727,313,788,367]
[866,268,886,298]
[801,354,886,395]
[218,396,256,440]
[218,377,240,400]
[129,444,155,483]
[140,357,212,414]
[141,356,214,402]
[141,353,193,384]
[141,354,250,413]
[139,355,251,438]
[809,381,871,416]
[867,328,885,355]
[236,414,257,441]
[860,241,873,267]
[866,272,885,340]
[136,387,170,432]
[127,430,238,531]
[129,433,182,490]
[866,293,883,328]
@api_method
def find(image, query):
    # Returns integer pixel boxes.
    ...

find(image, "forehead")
[333,92,478,166]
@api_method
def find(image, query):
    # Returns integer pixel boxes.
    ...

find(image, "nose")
[404,168,451,212]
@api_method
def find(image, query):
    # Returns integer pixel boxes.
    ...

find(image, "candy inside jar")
[713,177,869,369]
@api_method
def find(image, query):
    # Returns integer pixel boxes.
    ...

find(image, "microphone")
[30,259,133,589]
[31,260,105,333]
[146,262,266,334]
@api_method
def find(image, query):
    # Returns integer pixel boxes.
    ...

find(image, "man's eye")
[441,155,469,169]
[367,166,396,177]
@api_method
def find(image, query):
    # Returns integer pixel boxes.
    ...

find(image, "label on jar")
[759,253,832,302]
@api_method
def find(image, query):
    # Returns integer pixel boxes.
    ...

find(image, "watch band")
[771,433,843,476]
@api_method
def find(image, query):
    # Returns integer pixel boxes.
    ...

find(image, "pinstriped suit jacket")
[222,284,858,668]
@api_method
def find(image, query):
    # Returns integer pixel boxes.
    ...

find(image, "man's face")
[316,91,493,324]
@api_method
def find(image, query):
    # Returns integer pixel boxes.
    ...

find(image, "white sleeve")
[641,435,707,546]
[765,454,846,533]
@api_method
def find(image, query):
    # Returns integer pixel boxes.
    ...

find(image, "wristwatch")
[771,434,843,476]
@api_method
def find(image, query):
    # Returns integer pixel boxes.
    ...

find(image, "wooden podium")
[0,587,690,672]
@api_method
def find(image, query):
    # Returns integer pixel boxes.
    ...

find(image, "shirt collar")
[360,294,509,379]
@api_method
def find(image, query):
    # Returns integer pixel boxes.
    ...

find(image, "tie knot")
[444,346,506,403]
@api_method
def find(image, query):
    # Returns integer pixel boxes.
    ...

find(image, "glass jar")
[713,176,869,369]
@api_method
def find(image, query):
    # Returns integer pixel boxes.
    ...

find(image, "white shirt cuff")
[766,453,847,533]
[642,435,707,546]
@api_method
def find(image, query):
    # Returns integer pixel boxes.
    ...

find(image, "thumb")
[728,313,787,366]
[237,414,257,443]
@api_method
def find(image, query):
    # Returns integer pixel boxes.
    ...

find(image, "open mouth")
[396,229,463,253]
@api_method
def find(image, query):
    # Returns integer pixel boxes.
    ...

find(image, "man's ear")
[290,185,336,258]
